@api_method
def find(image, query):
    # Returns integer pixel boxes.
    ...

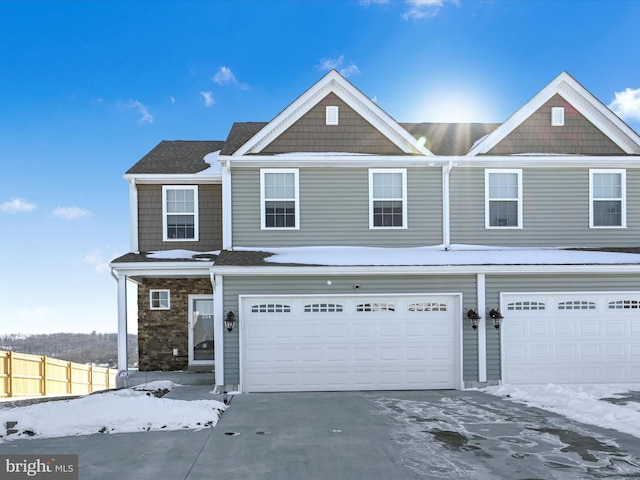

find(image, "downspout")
[221,158,232,250]
[211,271,225,391]
[442,161,453,248]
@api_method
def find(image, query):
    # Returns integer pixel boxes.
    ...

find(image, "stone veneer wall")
[138,277,212,371]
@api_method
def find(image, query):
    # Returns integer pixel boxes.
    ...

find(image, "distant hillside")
[0,332,138,368]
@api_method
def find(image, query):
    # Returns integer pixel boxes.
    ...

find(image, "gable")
[260,92,405,155]
[469,72,640,156]
[233,70,431,156]
[487,95,625,155]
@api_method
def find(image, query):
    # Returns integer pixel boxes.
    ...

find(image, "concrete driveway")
[2,389,640,479]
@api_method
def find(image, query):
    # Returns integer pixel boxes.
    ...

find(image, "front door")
[188,295,214,366]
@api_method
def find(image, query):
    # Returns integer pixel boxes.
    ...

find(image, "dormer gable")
[233,70,432,156]
[468,72,640,156]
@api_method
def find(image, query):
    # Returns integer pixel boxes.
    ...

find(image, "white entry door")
[501,292,640,384]
[241,294,462,392]
[189,295,214,366]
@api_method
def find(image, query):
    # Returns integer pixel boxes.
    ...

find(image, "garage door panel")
[503,293,639,384]
[242,294,460,392]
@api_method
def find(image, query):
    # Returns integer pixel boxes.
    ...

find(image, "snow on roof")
[198,150,222,175]
[274,152,376,156]
[147,250,219,261]
[235,244,640,266]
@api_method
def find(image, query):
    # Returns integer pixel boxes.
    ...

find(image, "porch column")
[477,274,487,382]
[212,273,225,389]
[117,273,128,374]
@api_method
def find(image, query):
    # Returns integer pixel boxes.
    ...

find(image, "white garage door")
[241,294,461,392]
[502,293,640,384]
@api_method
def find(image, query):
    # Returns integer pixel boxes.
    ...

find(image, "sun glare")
[408,86,496,123]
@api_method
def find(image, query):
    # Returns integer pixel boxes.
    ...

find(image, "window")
[251,304,291,313]
[507,301,546,311]
[558,300,596,310]
[150,290,170,310]
[356,303,396,312]
[304,303,344,313]
[485,169,522,228]
[608,300,640,310]
[590,169,626,228]
[326,106,339,125]
[369,169,407,228]
[261,169,299,229]
[408,302,447,312]
[551,107,565,126]
[162,186,198,241]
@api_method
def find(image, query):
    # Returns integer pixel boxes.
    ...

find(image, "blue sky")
[2,0,640,334]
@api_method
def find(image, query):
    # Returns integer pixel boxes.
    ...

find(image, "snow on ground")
[0,381,226,442]
[482,384,640,438]
[236,244,640,266]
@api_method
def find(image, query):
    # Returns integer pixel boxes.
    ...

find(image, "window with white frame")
[369,169,407,228]
[551,107,565,126]
[162,186,199,241]
[485,169,522,228]
[590,169,626,228]
[261,169,299,229]
[150,290,170,310]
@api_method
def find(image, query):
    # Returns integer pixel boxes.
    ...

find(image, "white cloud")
[213,66,237,85]
[316,55,360,78]
[119,99,154,124]
[0,198,36,214]
[340,63,361,78]
[169,96,176,104]
[317,55,345,71]
[200,91,215,107]
[403,0,449,19]
[83,249,110,274]
[53,206,90,220]
[609,87,640,122]
[212,66,249,90]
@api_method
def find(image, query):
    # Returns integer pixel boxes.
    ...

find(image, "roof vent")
[326,106,339,126]
[551,107,565,126]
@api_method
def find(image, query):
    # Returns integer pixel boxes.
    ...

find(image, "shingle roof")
[126,140,226,174]
[221,123,267,155]
[401,123,501,156]
[219,122,499,156]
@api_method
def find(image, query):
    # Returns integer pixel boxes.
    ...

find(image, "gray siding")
[261,92,405,155]
[137,184,223,252]
[488,95,625,155]
[221,274,478,385]
[232,167,443,247]
[451,167,640,247]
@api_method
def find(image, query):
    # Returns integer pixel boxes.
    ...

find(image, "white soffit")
[468,72,640,156]
[233,70,432,156]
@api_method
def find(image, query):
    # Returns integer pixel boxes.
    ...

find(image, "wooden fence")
[0,351,117,398]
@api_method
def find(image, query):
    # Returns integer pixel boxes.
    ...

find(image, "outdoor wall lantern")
[467,309,481,330]
[224,311,237,333]
[489,308,504,329]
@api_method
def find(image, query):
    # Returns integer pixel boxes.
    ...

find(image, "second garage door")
[501,293,640,384]
[241,294,461,392]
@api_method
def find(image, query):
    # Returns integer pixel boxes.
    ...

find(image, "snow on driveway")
[482,383,640,438]
[0,381,226,442]
[370,387,640,480]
